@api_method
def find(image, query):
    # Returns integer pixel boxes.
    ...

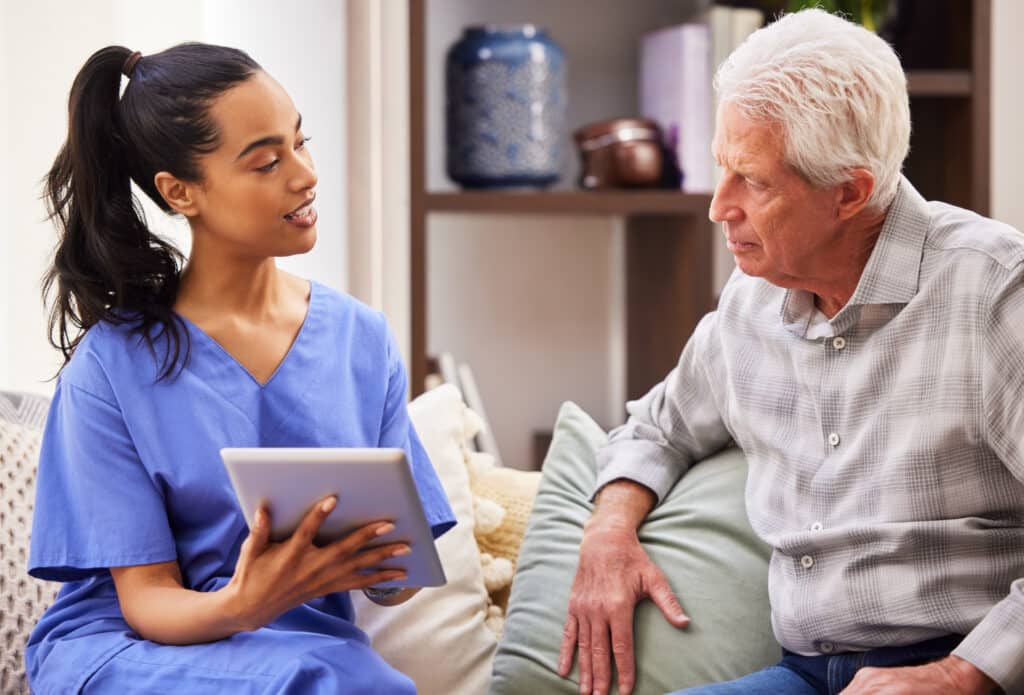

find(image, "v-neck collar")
[176,280,319,390]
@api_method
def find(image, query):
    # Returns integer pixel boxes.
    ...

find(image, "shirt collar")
[780,175,931,335]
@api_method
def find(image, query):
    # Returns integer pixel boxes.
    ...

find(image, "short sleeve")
[377,326,456,540]
[28,377,177,582]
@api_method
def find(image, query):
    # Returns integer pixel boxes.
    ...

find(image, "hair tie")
[122,51,142,79]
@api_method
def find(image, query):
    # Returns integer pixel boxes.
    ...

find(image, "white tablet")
[220,447,446,588]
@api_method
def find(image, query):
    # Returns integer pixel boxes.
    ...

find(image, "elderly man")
[558,8,1022,695]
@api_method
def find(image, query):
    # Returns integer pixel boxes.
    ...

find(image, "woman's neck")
[175,251,288,323]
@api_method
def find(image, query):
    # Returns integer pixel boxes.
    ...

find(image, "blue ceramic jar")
[446,25,566,189]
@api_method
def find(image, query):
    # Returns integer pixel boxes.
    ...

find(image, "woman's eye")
[296,136,312,150]
[256,159,279,173]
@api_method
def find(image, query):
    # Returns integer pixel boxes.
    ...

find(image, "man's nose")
[709,177,741,223]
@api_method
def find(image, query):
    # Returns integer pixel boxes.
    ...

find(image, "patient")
[561,9,1021,695]
[27,42,453,693]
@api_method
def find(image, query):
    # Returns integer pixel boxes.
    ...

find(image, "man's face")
[709,102,843,290]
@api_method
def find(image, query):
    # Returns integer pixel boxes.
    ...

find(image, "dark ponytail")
[43,42,261,380]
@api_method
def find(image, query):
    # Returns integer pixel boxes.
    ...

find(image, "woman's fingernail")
[321,497,337,513]
[392,545,411,557]
[376,523,396,536]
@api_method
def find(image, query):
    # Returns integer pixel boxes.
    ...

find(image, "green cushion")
[491,402,780,694]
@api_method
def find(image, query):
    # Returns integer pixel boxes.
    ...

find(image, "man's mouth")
[726,236,758,253]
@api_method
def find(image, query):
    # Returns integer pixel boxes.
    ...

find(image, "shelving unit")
[425,191,714,215]
[408,0,992,461]
[409,0,717,405]
[901,1,991,217]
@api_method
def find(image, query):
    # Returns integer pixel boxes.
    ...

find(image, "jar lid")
[573,118,663,152]
[465,24,544,39]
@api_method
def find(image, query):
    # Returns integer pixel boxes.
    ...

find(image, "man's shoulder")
[924,201,1024,273]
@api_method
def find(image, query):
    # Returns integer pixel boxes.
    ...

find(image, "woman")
[26,42,454,694]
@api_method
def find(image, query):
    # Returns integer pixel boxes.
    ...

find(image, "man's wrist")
[940,655,997,695]
[588,479,657,533]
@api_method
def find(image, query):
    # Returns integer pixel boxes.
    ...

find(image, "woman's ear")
[154,172,200,217]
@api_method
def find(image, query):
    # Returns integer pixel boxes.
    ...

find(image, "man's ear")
[835,168,876,221]
[154,171,200,217]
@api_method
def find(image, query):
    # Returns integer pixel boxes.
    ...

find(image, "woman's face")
[184,70,318,259]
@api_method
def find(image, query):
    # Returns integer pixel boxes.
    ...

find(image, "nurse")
[26,42,454,694]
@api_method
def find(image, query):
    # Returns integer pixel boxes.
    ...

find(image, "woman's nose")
[291,151,318,191]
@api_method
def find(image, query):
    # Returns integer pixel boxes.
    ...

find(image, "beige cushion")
[351,384,497,695]
[468,456,541,612]
[1,419,57,695]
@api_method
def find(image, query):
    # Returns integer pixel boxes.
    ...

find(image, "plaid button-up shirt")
[597,177,1024,693]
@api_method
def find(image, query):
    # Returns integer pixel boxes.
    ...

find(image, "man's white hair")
[715,8,910,212]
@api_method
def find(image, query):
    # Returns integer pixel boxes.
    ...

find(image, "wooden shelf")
[425,190,714,216]
[906,70,972,97]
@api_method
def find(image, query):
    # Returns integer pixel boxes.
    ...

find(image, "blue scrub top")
[26,282,454,693]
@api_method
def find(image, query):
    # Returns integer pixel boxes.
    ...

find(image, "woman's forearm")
[113,566,250,645]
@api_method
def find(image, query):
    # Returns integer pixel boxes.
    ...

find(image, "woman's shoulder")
[60,318,160,398]
[312,281,391,340]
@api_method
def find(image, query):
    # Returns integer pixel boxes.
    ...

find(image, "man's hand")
[558,521,689,695]
[839,655,996,695]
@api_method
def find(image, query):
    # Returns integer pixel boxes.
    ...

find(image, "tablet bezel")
[220,447,446,588]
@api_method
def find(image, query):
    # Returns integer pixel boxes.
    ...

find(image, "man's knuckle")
[603,600,621,615]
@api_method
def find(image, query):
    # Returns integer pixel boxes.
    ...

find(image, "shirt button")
[820,641,835,653]
[827,432,841,447]
[832,336,846,350]
[811,522,824,531]
[801,555,815,569]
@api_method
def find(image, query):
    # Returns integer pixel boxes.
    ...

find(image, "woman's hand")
[224,495,410,631]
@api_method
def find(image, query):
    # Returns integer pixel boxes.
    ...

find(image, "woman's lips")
[284,200,318,228]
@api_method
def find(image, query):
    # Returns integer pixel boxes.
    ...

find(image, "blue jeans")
[666,634,964,695]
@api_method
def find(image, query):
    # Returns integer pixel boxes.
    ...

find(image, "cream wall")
[991,0,1024,231]
[0,0,345,396]
[0,16,10,390]
[3,0,122,396]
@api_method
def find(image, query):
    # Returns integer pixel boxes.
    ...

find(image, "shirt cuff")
[952,579,1024,695]
[593,438,689,503]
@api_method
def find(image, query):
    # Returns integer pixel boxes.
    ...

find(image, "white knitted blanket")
[1,419,58,695]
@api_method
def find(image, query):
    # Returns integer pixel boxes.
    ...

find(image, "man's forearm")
[587,479,658,533]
